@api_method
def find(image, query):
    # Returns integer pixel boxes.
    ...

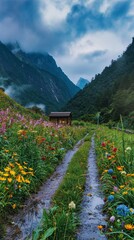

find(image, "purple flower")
[110,216,115,222]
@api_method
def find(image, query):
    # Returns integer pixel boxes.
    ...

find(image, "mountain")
[76,77,89,89]
[0,41,79,113]
[63,38,134,124]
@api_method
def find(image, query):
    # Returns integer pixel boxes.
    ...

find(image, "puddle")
[5,139,84,240]
[77,136,107,240]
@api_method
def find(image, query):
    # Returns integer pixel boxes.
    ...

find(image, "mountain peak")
[76,77,89,89]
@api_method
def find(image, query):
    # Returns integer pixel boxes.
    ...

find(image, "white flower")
[125,147,132,152]
[121,171,126,175]
[68,201,76,209]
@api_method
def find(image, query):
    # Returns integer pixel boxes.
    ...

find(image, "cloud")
[25,102,46,112]
[0,0,133,83]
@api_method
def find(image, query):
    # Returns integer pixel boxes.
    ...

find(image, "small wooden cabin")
[49,112,72,125]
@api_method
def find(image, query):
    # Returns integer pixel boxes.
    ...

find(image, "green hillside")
[63,38,134,128]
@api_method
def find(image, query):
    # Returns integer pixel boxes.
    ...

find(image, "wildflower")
[8,178,12,183]
[110,216,115,222]
[125,147,132,152]
[108,169,113,175]
[3,173,9,177]
[113,147,117,152]
[121,171,126,175]
[12,204,16,209]
[4,167,10,172]
[113,186,119,192]
[122,191,128,195]
[10,170,16,176]
[21,171,27,175]
[124,224,134,230]
[98,225,103,230]
[4,149,9,153]
[9,163,14,168]
[117,166,124,171]
[112,175,117,179]
[68,201,76,209]
[120,185,125,189]
[0,177,6,181]
[25,179,30,184]
[116,204,130,217]
[108,195,114,202]
[16,175,22,183]
[101,142,106,147]
[130,208,134,214]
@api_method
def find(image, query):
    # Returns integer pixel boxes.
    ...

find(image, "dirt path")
[77,136,107,240]
[5,138,84,240]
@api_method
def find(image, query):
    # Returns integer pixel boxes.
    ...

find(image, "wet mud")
[77,136,107,240]
[5,139,84,240]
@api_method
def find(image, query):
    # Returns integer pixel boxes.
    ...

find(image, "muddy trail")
[77,136,107,240]
[5,138,84,240]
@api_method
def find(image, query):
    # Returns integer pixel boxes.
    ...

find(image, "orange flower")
[117,166,124,171]
[124,224,134,230]
[98,225,103,230]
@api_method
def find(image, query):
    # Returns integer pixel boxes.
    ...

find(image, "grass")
[95,126,134,239]
[31,131,93,240]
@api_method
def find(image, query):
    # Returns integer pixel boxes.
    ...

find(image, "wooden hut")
[49,112,72,125]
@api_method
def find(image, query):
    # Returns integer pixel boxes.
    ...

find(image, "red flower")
[41,156,46,160]
[112,175,117,179]
[113,147,117,152]
[101,142,106,147]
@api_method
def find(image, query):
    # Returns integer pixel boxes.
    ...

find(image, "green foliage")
[63,39,134,128]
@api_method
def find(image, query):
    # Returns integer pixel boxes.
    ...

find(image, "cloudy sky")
[0,0,134,83]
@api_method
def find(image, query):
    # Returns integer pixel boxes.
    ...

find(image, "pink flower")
[113,186,119,192]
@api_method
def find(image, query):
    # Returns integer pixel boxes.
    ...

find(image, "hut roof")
[49,112,71,117]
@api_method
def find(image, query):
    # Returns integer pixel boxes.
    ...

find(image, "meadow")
[0,90,134,239]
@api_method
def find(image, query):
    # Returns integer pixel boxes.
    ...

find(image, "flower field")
[0,107,88,221]
[96,127,134,239]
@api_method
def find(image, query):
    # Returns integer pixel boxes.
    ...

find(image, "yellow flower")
[21,171,27,175]
[12,204,16,209]
[3,173,9,177]
[13,153,17,156]
[124,224,134,230]
[10,170,16,176]
[29,168,33,171]
[16,175,22,183]
[122,191,128,195]
[120,185,125,189]
[0,177,6,181]
[25,179,30,184]
[9,163,14,168]
[18,166,23,171]
[8,178,12,183]
[4,167,11,172]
